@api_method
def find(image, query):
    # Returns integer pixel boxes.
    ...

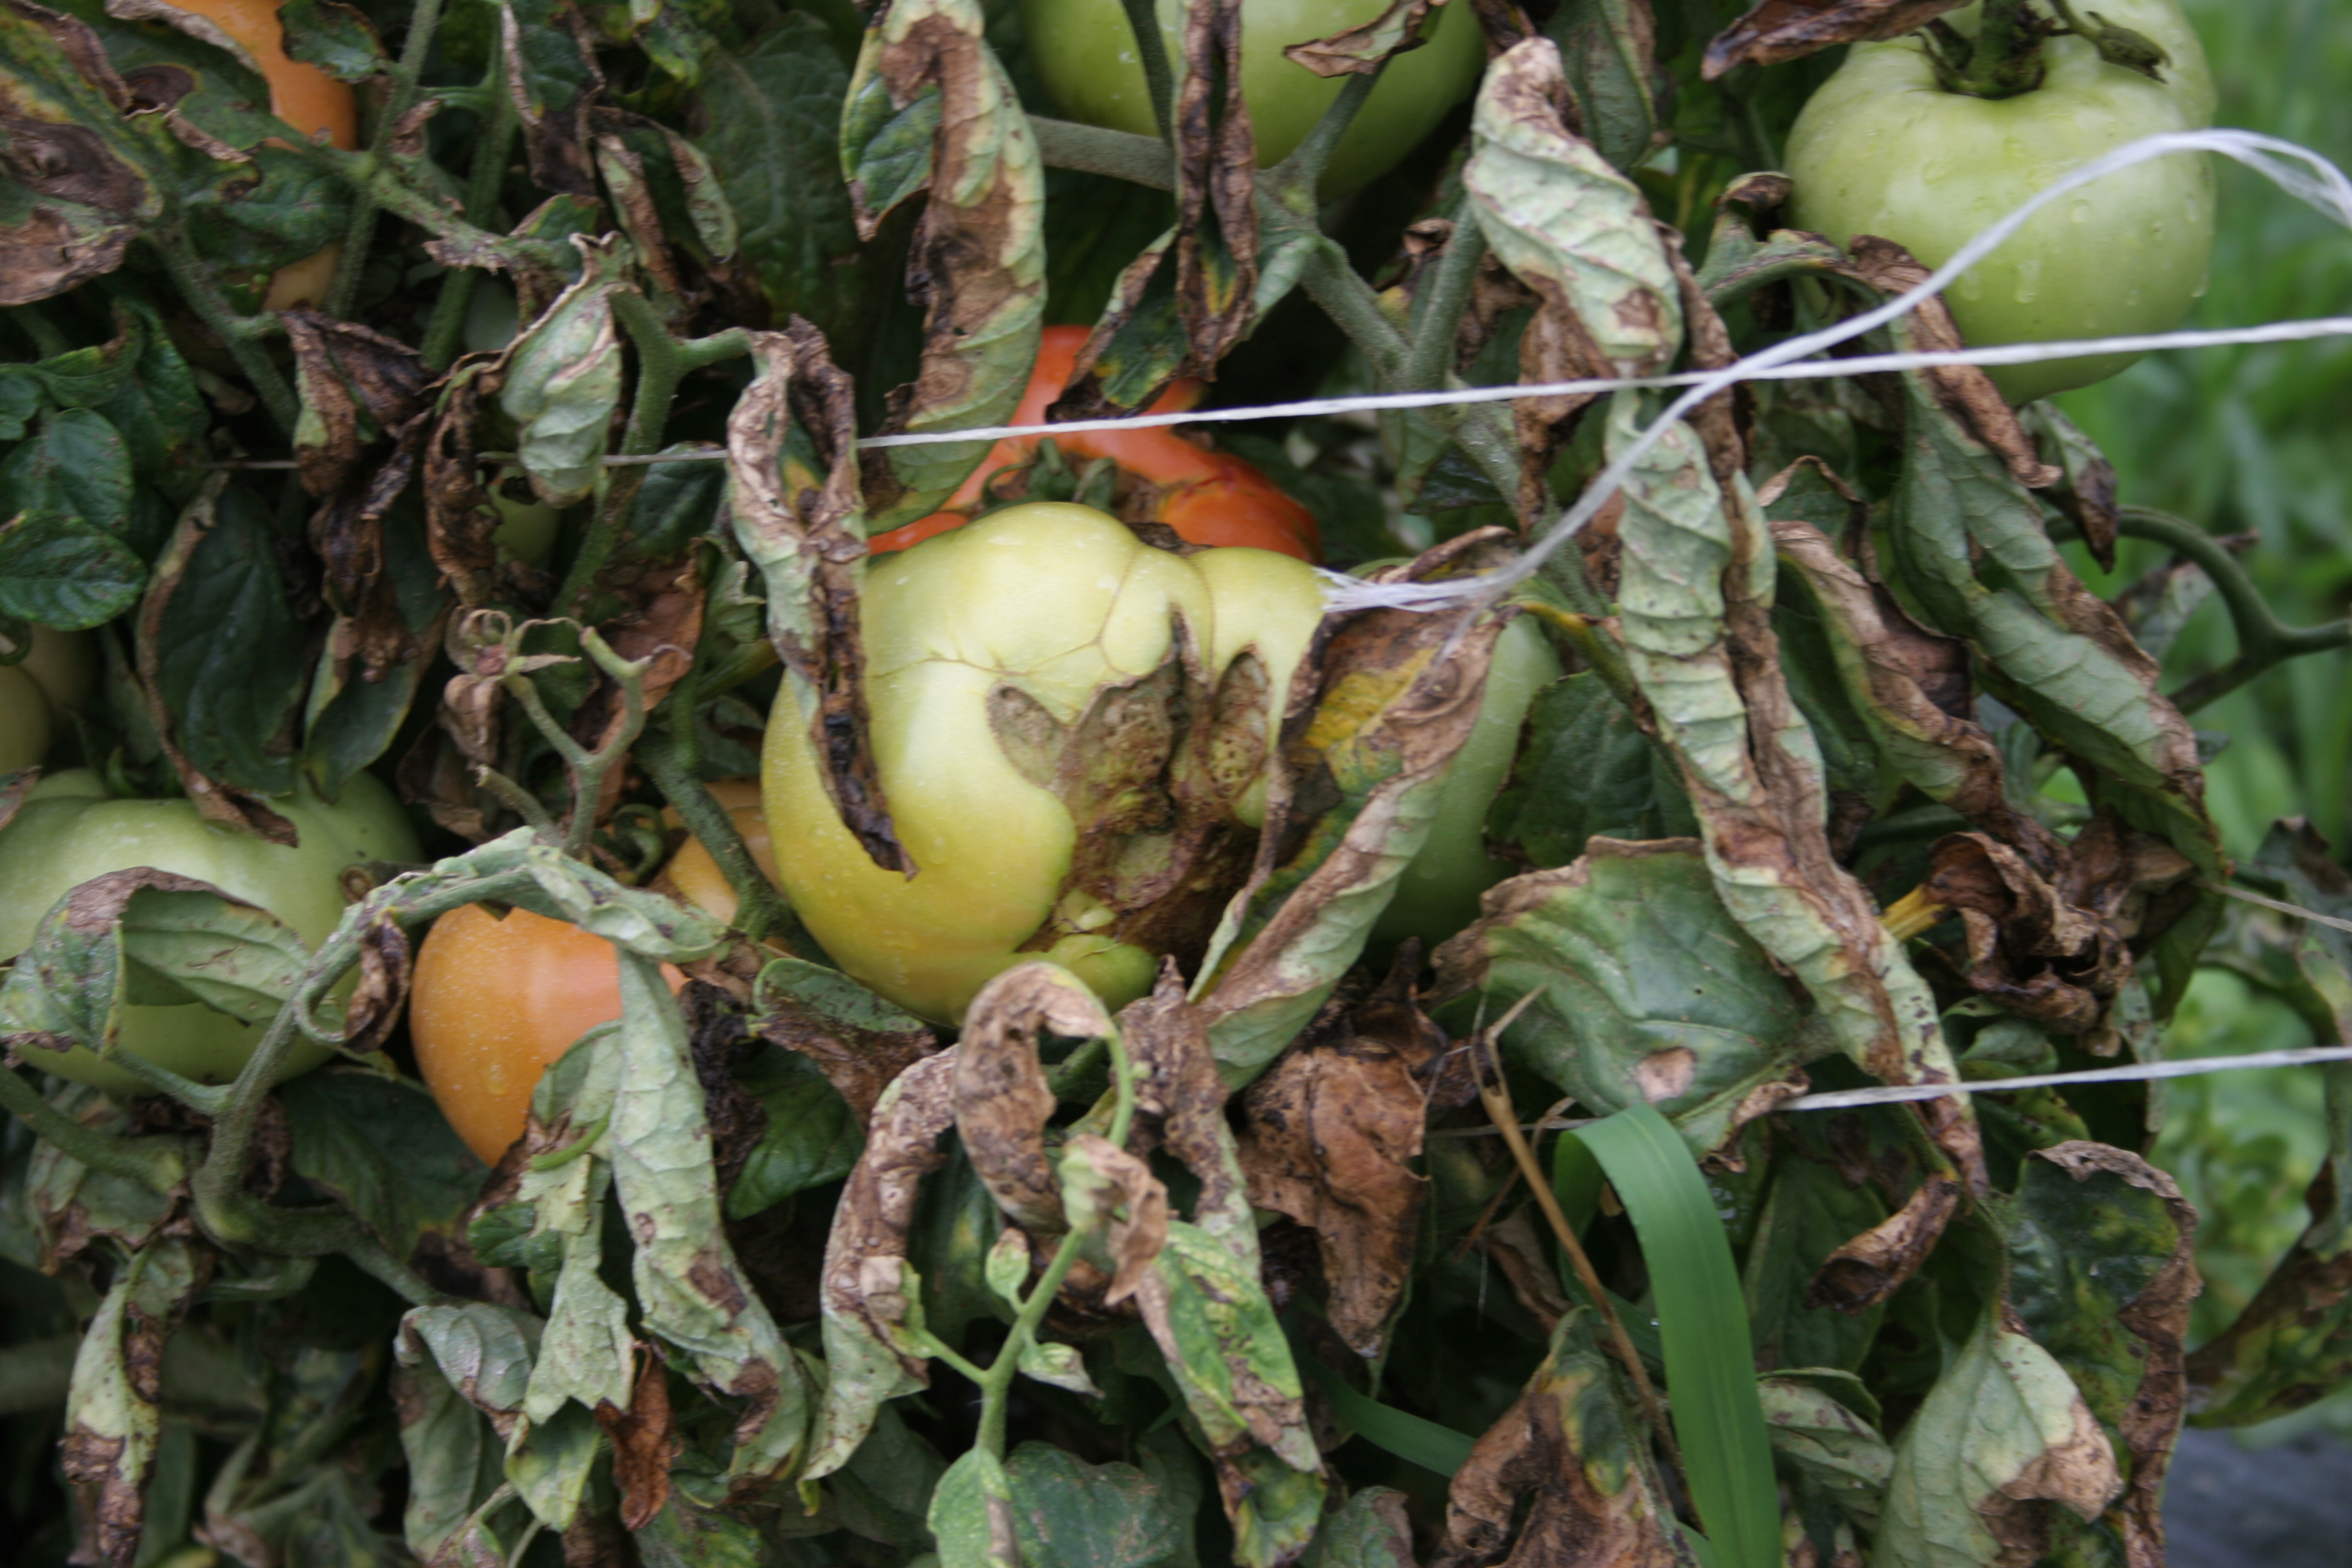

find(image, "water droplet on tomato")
[2012,257,2042,304]
[2070,199,2093,224]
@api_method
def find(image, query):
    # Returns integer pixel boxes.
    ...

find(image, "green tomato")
[489,467,562,567]
[1785,0,2215,404]
[763,503,1324,1024]
[1371,611,1561,950]
[0,626,96,775]
[1018,0,1487,195]
[0,769,422,1095]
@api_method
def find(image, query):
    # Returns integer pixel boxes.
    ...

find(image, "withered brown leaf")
[1703,0,1969,77]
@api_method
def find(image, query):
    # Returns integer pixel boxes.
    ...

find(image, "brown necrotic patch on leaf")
[727,322,909,874]
[1437,1310,1687,1568]
[597,1344,680,1532]
[752,974,936,1130]
[1806,1174,1962,1314]
[1170,0,1259,375]
[1061,1132,1172,1306]
[501,0,602,197]
[1237,962,1439,1358]
[955,964,1114,1236]
[821,1048,961,1385]
[1282,0,1441,76]
[340,913,411,1054]
[1118,963,1248,1229]
[1703,0,1969,77]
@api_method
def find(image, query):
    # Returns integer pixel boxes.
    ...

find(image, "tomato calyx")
[1922,0,2175,100]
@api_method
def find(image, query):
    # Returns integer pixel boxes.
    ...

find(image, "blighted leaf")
[22,1085,179,1271]
[751,952,936,1124]
[1282,0,1437,76]
[1743,1128,1890,1373]
[1060,1133,1171,1308]
[501,0,602,196]
[2006,1143,2198,1566]
[1702,0,1967,76]
[394,1324,510,1565]
[957,963,1112,1236]
[1300,1487,1418,1568]
[1874,1306,2121,1568]
[276,0,385,82]
[1433,840,1809,1158]
[696,13,863,328]
[1603,389,1983,1204]
[840,0,1044,528]
[60,1236,205,1568]
[1003,1442,1192,1568]
[607,948,809,1483]
[807,1048,960,1480]
[1238,964,1440,1357]
[1545,0,1663,173]
[1197,534,1509,1085]
[0,0,163,303]
[500,237,627,508]
[1133,1220,1323,1564]
[1437,1307,1686,1568]
[726,322,910,876]
[932,1445,1022,1568]
[1759,1373,1892,1526]
[2024,405,2121,571]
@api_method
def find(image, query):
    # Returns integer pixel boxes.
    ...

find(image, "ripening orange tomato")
[411,779,782,1166]
[160,0,360,310]
[868,326,1320,562]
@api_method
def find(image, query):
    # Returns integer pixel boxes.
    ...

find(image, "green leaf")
[697,14,864,330]
[1434,840,1808,1155]
[1489,672,1697,867]
[60,1236,202,1562]
[637,1489,769,1567]
[279,1070,490,1265]
[1757,1373,1892,1526]
[93,301,211,503]
[500,240,626,508]
[726,1043,863,1218]
[930,1446,1020,1568]
[1571,1103,1781,1568]
[1296,1487,1419,1568]
[144,484,307,792]
[501,0,602,195]
[1002,1442,1191,1568]
[0,509,144,630]
[182,145,352,279]
[1874,1304,2120,1568]
[0,367,40,440]
[278,0,388,81]
[1542,0,1663,173]
[394,1320,513,1565]
[0,407,134,541]
[1742,1132,1890,1374]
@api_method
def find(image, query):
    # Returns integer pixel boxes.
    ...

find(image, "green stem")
[1298,240,1406,379]
[553,298,750,616]
[975,1026,1136,1458]
[420,40,520,373]
[1030,117,1177,190]
[1269,66,1381,201]
[2112,506,2351,714]
[6,303,70,358]
[150,228,298,435]
[0,1066,191,1190]
[1117,0,1176,141]
[1404,204,1486,393]
[640,695,810,954]
[326,0,452,319]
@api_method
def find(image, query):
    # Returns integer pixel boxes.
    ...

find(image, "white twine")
[1780,1045,2352,1111]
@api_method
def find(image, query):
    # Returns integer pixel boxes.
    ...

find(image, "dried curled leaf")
[956,963,1114,1236]
[1703,0,1969,77]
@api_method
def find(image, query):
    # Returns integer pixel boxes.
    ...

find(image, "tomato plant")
[1786,0,2216,403]
[867,326,1321,560]
[1020,0,1484,193]
[0,769,418,1093]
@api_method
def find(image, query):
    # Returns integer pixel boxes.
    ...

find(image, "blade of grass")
[1571,1104,1780,1568]
[1297,1357,1476,1478]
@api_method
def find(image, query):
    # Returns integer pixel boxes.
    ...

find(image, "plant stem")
[326,0,452,319]
[6,303,70,358]
[1030,117,1177,189]
[0,1067,191,1190]
[1118,0,1176,140]
[1270,66,1381,200]
[2108,506,2352,713]
[1404,207,1487,393]
[150,227,299,434]
[554,297,750,616]
[640,697,813,954]
[421,41,520,373]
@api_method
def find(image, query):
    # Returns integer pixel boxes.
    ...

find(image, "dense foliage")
[1,0,2348,1563]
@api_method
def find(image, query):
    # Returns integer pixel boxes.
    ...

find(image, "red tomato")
[869,326,1320,562]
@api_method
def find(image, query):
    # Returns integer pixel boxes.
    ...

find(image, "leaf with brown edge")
[1436,1307,1686,1568]
[1282,0,1440,77]
[751,953,938,1128]
[1702,0,1968,77]
[806,1048,960,1481]
[839,0,1044,530]
[1169,0,1259,377]
[421,358,508,611]
[1240,963,1438,1359]
[340,912,411,1054]
[596,1346,679,1532]
[1805,1175,1963,1315]
[1059,1132,1171,1306]
[1198,530,1513,1087]
[726,320,909,875]
[2026,404,2122,572]
[61,1236,208,1568]
[1121,961,1255,1246]
[957,963,1114,1237]
[499,0,602,198]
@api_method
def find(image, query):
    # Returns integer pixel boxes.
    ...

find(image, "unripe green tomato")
[1371,611,1561,949]
[1785,0,2214,404]
[0,626,97,775]
[488,468,562,567]
[1018,0,1487,195]
[0,769,421,1095]
[763,503,1322,1025]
